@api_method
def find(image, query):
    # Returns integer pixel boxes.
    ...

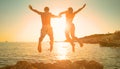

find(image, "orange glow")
[55,42,69,60]
[0,0,117,42]
[51,16,66,41]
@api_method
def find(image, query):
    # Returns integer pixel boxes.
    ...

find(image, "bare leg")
[50,40,53,52]
[38,38,42,53]
[48,27,54,52]
[38,29,46,53]
[71,24,83,47]
[72,36,83,47]
[65,31,75,52]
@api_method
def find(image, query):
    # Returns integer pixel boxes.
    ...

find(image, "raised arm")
[74,4,86,14]
[29,5,42,14]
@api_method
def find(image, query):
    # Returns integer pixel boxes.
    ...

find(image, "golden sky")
[0,0,120,42]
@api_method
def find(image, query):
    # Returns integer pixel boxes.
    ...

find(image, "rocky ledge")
[0,60,103,69]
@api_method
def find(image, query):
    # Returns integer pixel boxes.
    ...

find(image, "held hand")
[58,14,62,18]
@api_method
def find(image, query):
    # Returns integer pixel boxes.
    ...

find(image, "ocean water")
[0,42,120,69]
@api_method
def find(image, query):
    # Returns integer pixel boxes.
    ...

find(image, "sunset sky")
[0,0,120,42]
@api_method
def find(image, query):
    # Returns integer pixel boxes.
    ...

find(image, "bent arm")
[74,4,86,14]
[29,5,42,14]
[59,11,66,17]
[51,14,61,18]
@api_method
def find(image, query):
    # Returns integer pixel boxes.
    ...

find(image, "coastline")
[79,31,120,47]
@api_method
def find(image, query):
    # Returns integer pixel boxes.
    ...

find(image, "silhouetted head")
[68,7,73,13]
[44,7,49,12]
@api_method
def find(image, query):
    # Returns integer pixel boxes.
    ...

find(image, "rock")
[54,60,72,69]
[85,60,103,69]
[0,60,103,69]
[32,62,44,69]
[73,60,88,69]
[10,61,37,69]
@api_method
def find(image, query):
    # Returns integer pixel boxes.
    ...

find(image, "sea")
[0,42,120,69]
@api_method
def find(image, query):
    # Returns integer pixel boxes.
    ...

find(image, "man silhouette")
[29,5,60,53]
[59,4,86,52]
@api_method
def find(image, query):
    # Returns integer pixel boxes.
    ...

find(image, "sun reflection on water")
[54,42,70,60]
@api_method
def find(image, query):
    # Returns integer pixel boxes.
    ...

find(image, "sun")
[51,15,66,41]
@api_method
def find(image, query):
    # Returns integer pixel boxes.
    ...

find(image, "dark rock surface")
[0,60,103,69]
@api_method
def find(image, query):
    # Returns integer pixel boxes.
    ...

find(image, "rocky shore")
[0,60,103,69]
[79,31,120,47]
[99,31,120,47]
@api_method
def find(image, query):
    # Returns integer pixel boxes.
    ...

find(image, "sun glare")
[55,42,69,60]
[51,15,66,41]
